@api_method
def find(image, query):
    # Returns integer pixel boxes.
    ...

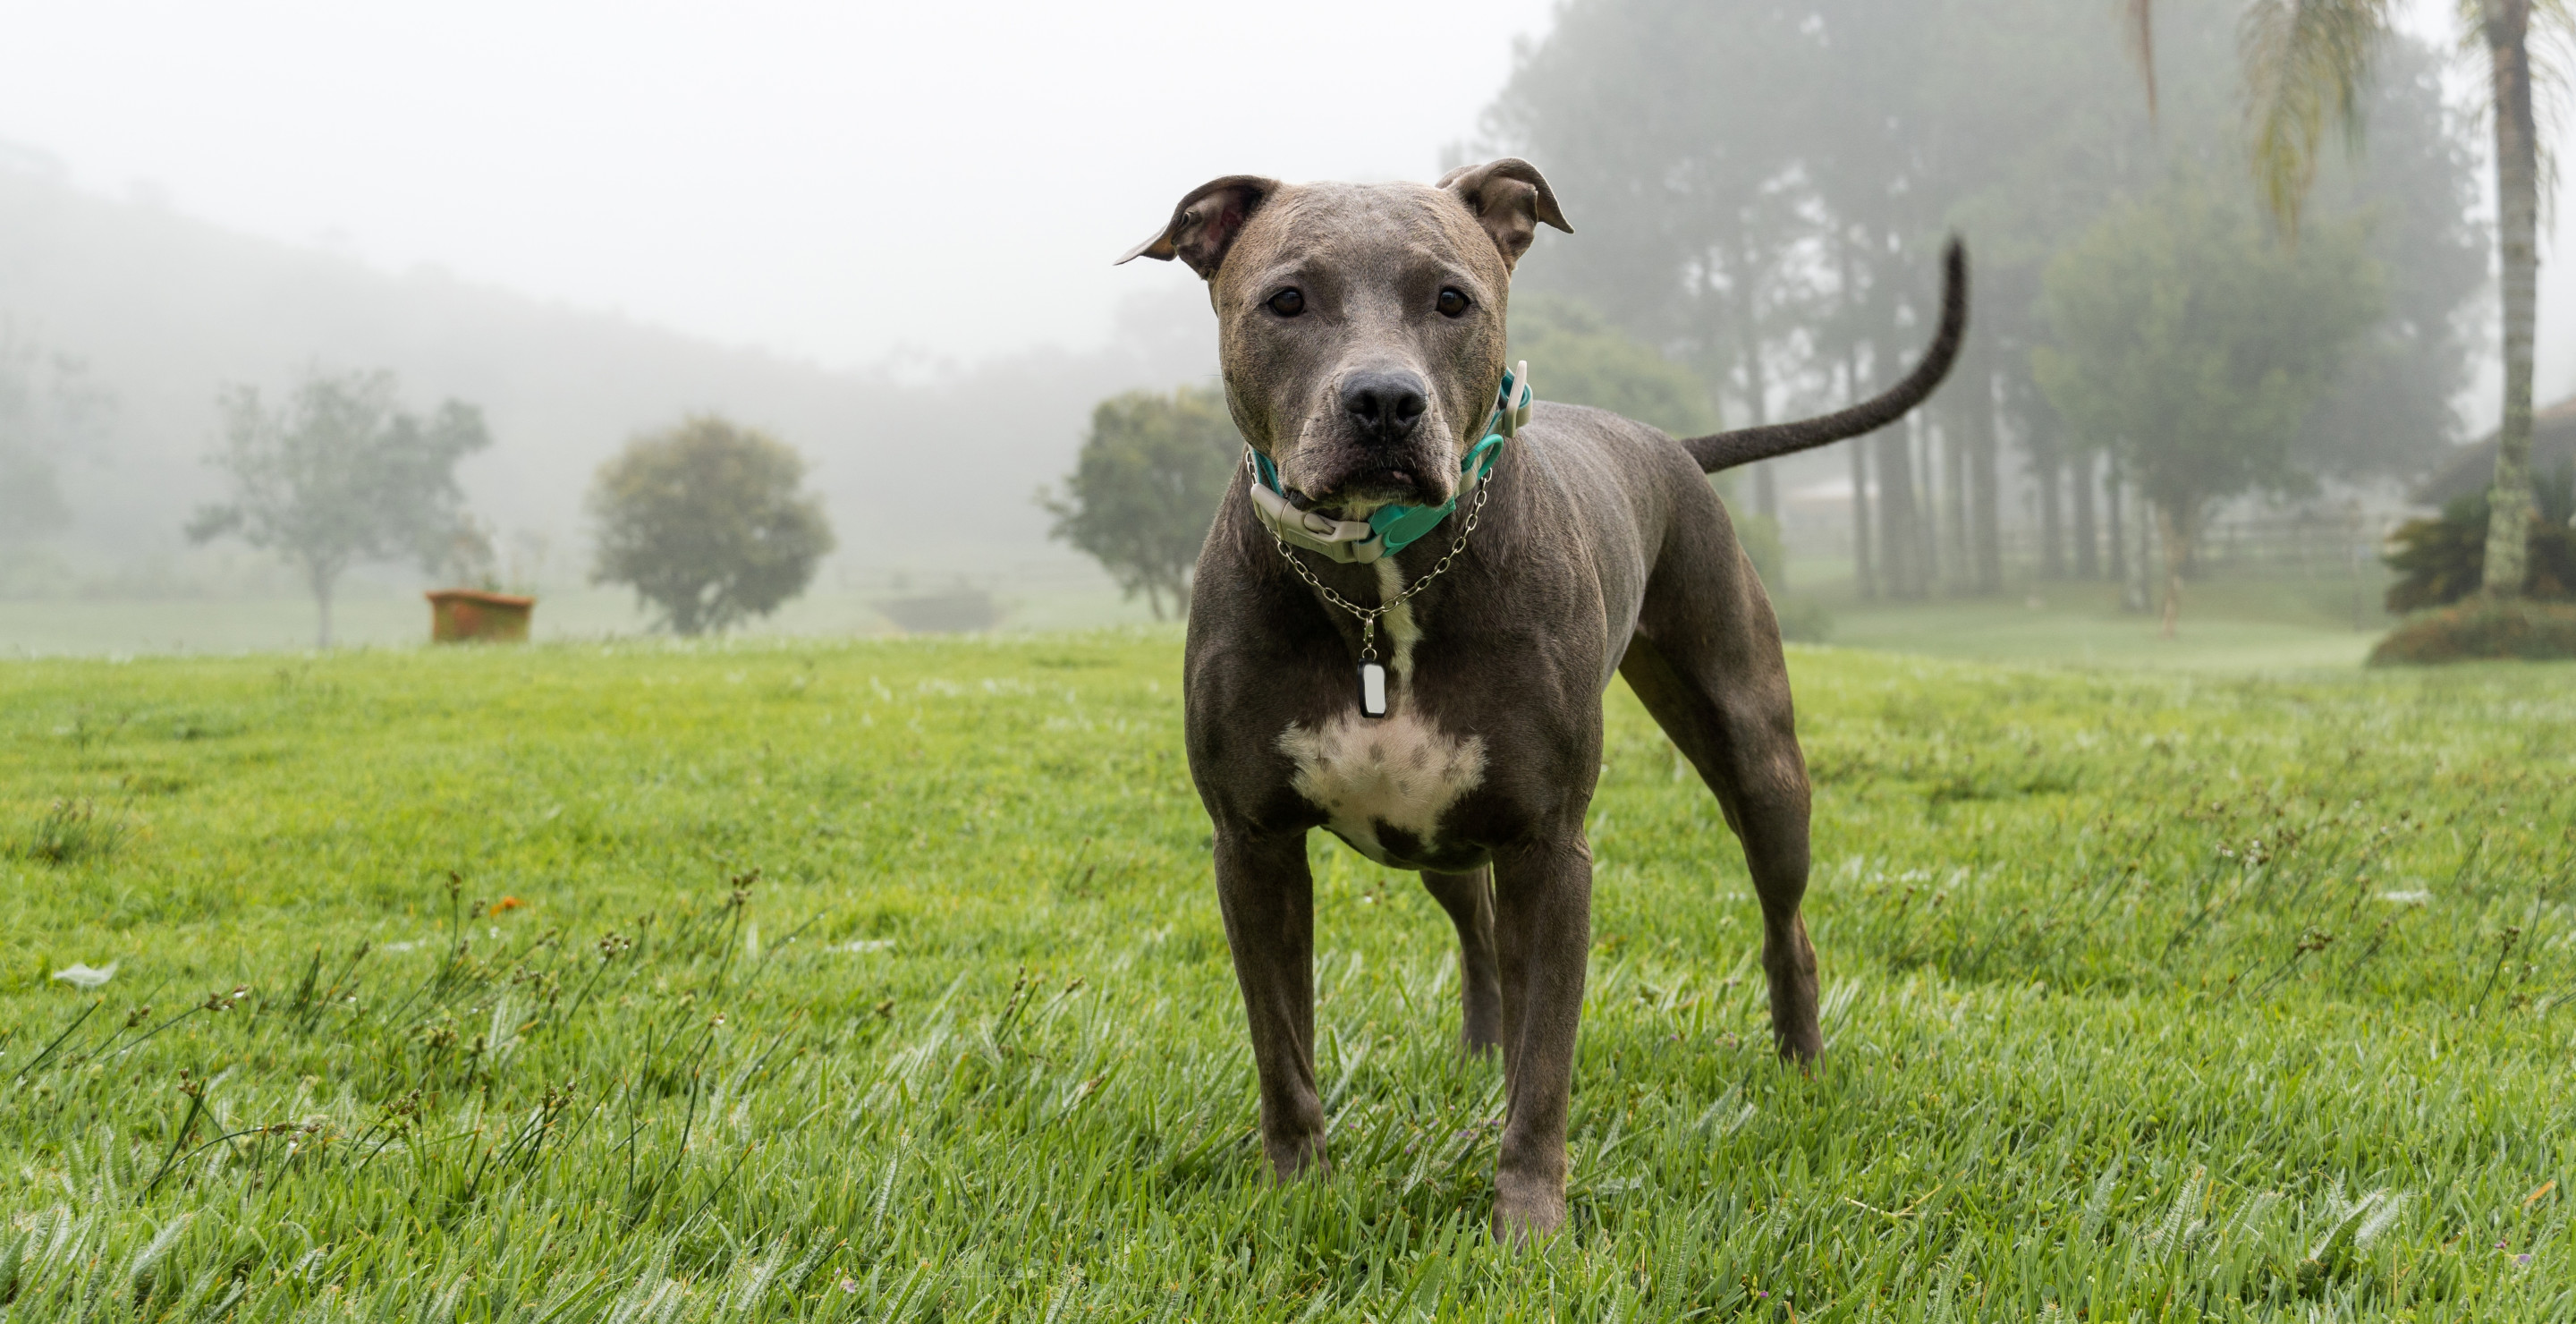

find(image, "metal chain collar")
[1266,471,1491,663]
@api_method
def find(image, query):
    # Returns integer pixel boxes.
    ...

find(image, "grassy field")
[0,581,1165,658]
[1781,570,2397,674]
[4,561,2387,674]
[4,636,2573,1320]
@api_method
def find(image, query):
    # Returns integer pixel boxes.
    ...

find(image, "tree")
[2131,0,2557,599]
[2384,464,2576,610]
[1044,385,1237,620]
[1504,293,1718,436]
[1486,0,2479,594]
[2032,177,2383,634]
[1507,293,1799,580]
[2282,37,2488,482]
[1487,0,2174,598]
[187,369,489,647]
[589,415,835,636]
[1484,0,1831,569]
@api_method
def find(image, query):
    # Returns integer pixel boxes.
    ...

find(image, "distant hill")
[0,146,1216,592]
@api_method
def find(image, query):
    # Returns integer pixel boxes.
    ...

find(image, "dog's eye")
[1436,287,1471,318]
[1267,288,1305,317]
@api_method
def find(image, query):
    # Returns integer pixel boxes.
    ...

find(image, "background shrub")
[2368,597,2576,665]
[2383,464,2576,611]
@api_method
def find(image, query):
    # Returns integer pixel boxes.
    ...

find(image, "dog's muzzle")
[1245,364,1532,565]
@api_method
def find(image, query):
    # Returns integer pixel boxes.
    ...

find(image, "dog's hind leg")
[1421,870,1503,1055]
[1618,519,1822,1063]
[1213,828,1329,1178]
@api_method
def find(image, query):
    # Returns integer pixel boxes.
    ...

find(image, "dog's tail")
[1682,237,1968,474]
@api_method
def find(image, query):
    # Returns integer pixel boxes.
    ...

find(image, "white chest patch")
[1275,711,1486,866]
[1276,560,1482,863]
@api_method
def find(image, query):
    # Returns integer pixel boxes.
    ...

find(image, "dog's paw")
[1491,1173,1567,1245]
[1263,1132,1330,1182]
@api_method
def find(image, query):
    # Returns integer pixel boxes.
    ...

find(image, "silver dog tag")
[1358,662,1388,718]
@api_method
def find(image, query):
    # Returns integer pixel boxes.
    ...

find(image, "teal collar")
[1246,363,1531,565]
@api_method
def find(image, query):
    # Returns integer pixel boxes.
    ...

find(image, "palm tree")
[2129,0,2554,598]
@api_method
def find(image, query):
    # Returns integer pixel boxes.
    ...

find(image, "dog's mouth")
[1335,465,1420,503]
[1298,454,1453,513]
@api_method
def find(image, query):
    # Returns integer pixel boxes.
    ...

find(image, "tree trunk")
[2035,444,2066,580]
[1941,419,1969,590]
[1735,296,1785,590]
[1850,424,1876,598]
[2072,449,2101,580]
[1841,351,1876,599]
[309,562,336,649]
[1921,428,1939,590]
[1877,426,1923,598]
[2105,461,2127,584]
[1836,234,1876,600]
[1751,463,1785,591]
[2156,502,2188,638]
[1910,416,1939,591]
[2484,0,2539,598]
[2129,481,2157,614]
[1970,370,2003,595]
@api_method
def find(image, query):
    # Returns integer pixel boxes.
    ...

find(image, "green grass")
[6,563,2386,673]
[3,636,2573,1320]
[0,584,1165,658]
[1798,574,2396,673]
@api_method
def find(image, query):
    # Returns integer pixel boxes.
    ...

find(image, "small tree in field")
[2032,177,2380,635]
[589,415,835,636]
[1043,385,1238,620]
[187,369,490,647]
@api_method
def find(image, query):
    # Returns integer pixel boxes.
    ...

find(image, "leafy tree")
[1506,294,1795,581]
[589,415,835,636]
[1505,293,1716,437]
[186,369,489,647]
[1044,385,1237,620]
[2282,37,2487,481]
[2031,177,2382,634]
[1486,0,2479,594]
[2129,0,2561,599]
[2385,465,2576,611]
[1487,0,2192,597]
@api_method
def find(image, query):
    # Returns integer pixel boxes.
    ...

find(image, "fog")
[0,0,1557,368]
[3,0,2570,653]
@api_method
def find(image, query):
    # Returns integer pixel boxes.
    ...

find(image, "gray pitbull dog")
[1120,158,1965,1238]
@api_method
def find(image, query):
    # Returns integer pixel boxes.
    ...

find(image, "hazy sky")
[0,0,1558,369]
[4,0,2572,417]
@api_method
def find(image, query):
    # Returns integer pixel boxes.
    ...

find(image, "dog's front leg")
[1212,828,1326,1179]
[1488,827,1593,1241]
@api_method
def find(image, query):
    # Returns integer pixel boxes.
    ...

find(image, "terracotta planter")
[426,589,535,643]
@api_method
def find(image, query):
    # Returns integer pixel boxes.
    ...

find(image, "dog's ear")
[1436,158,1572,270]
[1117,175,1281,278]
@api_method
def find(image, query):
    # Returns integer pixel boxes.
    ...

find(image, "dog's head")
[1120,161,1570,513]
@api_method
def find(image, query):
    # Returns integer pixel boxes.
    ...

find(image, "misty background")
[0,0,2558,651]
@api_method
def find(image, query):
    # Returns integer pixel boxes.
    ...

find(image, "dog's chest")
[1275,709,1485,867]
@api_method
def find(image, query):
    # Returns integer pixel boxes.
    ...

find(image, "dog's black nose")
[1342,371,1428,444]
